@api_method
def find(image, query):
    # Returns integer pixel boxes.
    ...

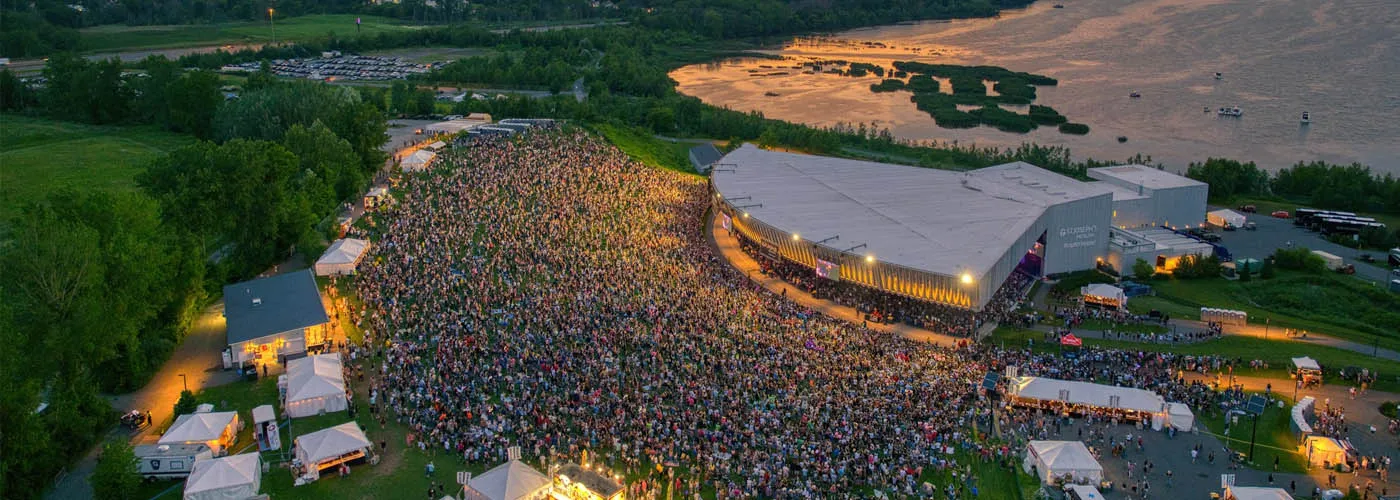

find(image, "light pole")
[178,373,188,392]
[268,8,277,46]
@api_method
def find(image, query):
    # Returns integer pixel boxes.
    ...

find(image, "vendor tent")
[295,422,371,470]
[1208,209,1247,228]
[1166,402,1195,431]
[1024,441,1103,485]
[465,460,550,500]
[1060,334,1083,347]
[1064,484,1104,500]
[183,453,261,500]
[401,150,437,172]
[1303,436,1351,468]
[1292,357,1321,372]
[314,239,369,276]
[1080,283,1126,310]
[285,354,348,418]
[1008,377,1166,416]
[160,411,240,455]
[1225,486,1293,500]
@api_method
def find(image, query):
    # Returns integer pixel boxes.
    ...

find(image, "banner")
[814,259,839,281]
[721,213,732,230]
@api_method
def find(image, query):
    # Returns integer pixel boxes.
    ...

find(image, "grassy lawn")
[1144,272,1400,352]
[1198,393,1308,473]
[79,15,421,52]
[0,114,194,224]
[990,327,1400,392]
[594,124,704,177]
[1076,318,1168,334]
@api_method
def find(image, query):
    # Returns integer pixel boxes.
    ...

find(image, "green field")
[594,124,705,177]
[0,115,194,223]
[1137,272,1400,352]
[990,327,1400,392]
[78,15,421,53]
[1198,393,1307,474]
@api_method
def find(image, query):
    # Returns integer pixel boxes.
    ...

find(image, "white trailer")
[1207,209,1246,229]
[1311,250,1344,271]
[134,443,212,479]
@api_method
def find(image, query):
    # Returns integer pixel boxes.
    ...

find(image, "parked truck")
[1311,250,1345,271]
[134,443,212,480]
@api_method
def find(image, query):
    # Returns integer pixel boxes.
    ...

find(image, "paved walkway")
[707,212,967,348]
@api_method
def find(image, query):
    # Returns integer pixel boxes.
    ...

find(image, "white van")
[134,443,212,479]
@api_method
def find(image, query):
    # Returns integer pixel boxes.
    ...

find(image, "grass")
[78,14,421,53]
[593,124,703,177]
[1145,271,1400,352]
[990,326,1400,392]
[0,114,194,224]
[1075,318,1167,334]
[1198,393,1308,473]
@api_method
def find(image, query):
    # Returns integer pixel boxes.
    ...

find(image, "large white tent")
[183,453,261,500]
[1225,486,1293,500]
[314,239,370,276]
[295,422,372,472]
[1302,435,1352,468]
[1024,441,1103,485]
[285,354,348,418]
[401,149,437,172]
[1080,283,1126,310]
[465,460,551,500]
[1167,402,1195,431]
[160,411,240,455]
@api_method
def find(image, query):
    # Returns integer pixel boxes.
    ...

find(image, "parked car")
[1359,254,1376,263]
[1200,233,1222,242]
[1238,204,1257,213]
[1272,210,1291,218]
[1337,264,1356,275]
[1243,222,1257,231]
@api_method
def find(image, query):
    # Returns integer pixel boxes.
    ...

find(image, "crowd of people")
[342,128,1352,498]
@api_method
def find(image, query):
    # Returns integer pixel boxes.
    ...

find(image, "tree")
[167,70,223,139]
[1185,158,1268,202]
[92,440,140,500]
[1260,258,1276,279]
[173,389,198,417]
[1132,258,1154,281]
[1238,265,1251,282]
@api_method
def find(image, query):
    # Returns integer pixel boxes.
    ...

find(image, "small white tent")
[1208,209,1247,228]
[1302,435,1352,468]
[1080,283,1126,310]
[285,354,348,418]
[160,412,240,456]
[295,422,371,472]
[465,460,551,500]
[183,453,261,500]
[401,149,437,172]
[1225,486,1293,500]
[1024,441,1103,485]
[1064,484,1105,500]
[1167,402,1195,431]
[314,239,370,276]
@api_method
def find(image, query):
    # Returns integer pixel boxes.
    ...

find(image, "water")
[670,0,1400,175]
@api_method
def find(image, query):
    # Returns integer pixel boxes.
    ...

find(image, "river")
[670,0,1400,175]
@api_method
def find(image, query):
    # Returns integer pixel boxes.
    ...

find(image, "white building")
[1087,164,1209,230]
[223,270,329,367]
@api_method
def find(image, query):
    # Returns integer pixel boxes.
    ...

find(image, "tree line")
[1187,158,1400,215]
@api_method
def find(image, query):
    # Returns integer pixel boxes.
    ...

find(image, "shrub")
[969,105,1036,133]
[1273,247,1327,273]
[1028,105,1068,125]
[949,75,986,95]
[1059,123,1090,134]
[173,389,198,417]
[1382,401,1399,419]
[1260,258,1276,279]
[93,440,140,500]
[1172,253,1222,279]
[1132,258,1155,281]
[870,79,906,93]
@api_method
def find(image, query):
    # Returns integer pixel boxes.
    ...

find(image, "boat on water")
[1129,91,1141,98]
[1053,4,1065,8]
[1214,72,1223,80]
[1300,111,1311,124]
[764,91,781,97]
[1217,106,1243,117]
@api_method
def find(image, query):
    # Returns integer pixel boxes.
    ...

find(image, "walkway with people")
[707,211,966,348]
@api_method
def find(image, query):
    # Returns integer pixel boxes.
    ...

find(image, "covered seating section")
[1080,283,1126,310]
[314,239,369,276]
[182,453,261,500]
[283,354,348,419]
[1023,440,1103,486]
[1007,376,1192,429]
[464,459,550,500]
[294,422,373,483]
[160,411,241,456]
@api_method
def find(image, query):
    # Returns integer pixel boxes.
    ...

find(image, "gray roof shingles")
[223,270,329,345]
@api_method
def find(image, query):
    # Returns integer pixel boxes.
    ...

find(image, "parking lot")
[1210,207,1396,285]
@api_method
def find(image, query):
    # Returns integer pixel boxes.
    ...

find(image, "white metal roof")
[1009,376,1165,413]
[713,145,1105,278]
[1088,164,1206,190]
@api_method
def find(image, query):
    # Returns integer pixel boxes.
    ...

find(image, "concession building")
[711,145,1206,311]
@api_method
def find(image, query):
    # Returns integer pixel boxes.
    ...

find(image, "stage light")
[960,272,973,285]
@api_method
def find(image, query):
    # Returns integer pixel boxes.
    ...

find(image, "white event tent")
[285,354,348,418]
[1225,486,1293,500]
[1167,403,1195,431]
[160,411,240,456]
[1302,435,1352,468]
[401,149,437,172]
[465,459,551,500]
[1024,440,1103,485]
[1064,484,1105,500]
[1080,283,1126,310]
[183,453,261,500]
[314,238,370,276]
[295,422,372,473]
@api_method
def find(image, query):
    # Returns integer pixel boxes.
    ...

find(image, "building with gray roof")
[223,270,329,367]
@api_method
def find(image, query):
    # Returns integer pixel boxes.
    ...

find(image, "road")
[1032,317,1400,363]
[45,300,242,500]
